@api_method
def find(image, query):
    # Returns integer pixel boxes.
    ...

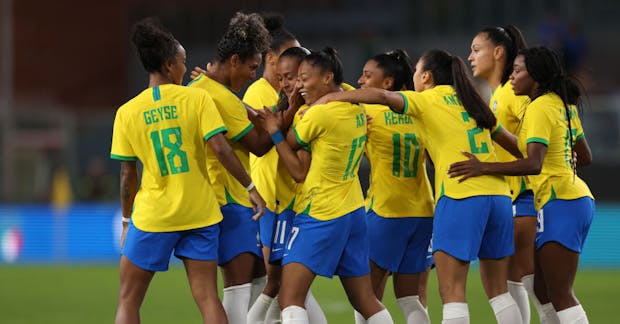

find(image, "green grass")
[0,265,617,323]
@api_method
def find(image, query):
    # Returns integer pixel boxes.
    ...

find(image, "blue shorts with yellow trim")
[218,204,262,265]
[433,195,514,261]
[282,207,369,278]
[122,220,219,272]
[535,197,594,253]
[367,210,433,274]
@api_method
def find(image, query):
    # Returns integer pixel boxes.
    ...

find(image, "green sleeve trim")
[186,74,203,87]
[204,126,228,141]
[230,123,254,142]
[110,154,138,161]
[293,126,311,151]
[575,133,585,140]
[397,92,409,114]
[491,123,503,138]
[526,137,549,146]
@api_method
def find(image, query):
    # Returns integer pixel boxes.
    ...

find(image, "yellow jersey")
[490,81,531,200]
[110,84,227,232]
[275,108,304,214]
[399,85,509,201]
[188,74,254,207]
[243,78,279,211]
[293,101,367,220]
[364,104,434,217]
[518,92,593,210]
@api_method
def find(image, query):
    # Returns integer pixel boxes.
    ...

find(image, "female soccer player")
[247,46,328,324]
[468,25,534,324]
[449,46,594,324]
[258,48,394,324]
[187,12,274,324]
[111,18,265,324]
[315,49,524,324]
[353,49,434,324]
[242,12,300,308]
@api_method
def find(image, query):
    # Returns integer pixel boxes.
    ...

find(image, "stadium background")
[1,0,619,322]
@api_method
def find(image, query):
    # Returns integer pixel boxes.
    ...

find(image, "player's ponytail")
[371,49,415,90]
[421,49,496,129]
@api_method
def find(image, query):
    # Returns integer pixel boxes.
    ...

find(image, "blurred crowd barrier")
[1,203,619,267]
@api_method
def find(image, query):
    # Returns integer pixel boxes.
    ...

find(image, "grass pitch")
[0,265,617,323]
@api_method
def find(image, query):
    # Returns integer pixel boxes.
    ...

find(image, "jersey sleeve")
[525,103,553,146]
[110,109,138,161]
[398,90,425,117]
[199,93,228,141]
[221,97,254,142]
[293,105,326,151]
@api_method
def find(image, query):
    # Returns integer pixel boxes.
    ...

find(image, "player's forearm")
[120,162,138,218]
[481,158,541,176]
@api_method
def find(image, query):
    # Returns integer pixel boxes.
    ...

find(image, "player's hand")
[288,83,304,111]
[248,188,266,221]
[120,222,128,249]
[447,151,482,183]
[256,108,282,134]
[190,65,208,80]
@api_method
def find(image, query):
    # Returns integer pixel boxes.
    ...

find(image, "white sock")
[281,305,309,324]
[508,281,530,324]
[522,274,547,323]
[251,276,268,307]
[557,304,588,324]
[490,292,523,324]
[397,295,430,324]
[247,293,273,324]
[354,310,366,324]
[305,290,327,324]
[222,283,252,324]
[367,308,394,324]
[265,296,281,324]
[542,303,561,324]
[442,302,469,324]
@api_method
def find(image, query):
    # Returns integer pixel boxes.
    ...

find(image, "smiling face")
[297,60,332,105]
[358,59,390,89]
[468,32,498,80]
[276,56,301,97]
[229,53,262,91]
[510,54,537,98]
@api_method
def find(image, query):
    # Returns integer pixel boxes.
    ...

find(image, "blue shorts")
[218,204,262,265]
[269,209,295,265]
[535,197,594,253]
[259,208,277,248]
[433,195,514,261]
[513,190,537,217]
[122,221,219,272]
[367,210,433,274]
[282,207,369,278]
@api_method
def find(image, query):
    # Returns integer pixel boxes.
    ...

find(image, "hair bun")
[262,13,284,32]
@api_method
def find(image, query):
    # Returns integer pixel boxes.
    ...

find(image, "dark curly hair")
[303,47,344,85]
[262,12,297,53]
[131,17,180,73]
[216,12,271,62]
[370,49,415,91]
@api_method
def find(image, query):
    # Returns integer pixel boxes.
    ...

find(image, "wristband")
[270,130,285,145]
[122,217,131,223]
[246,182,255,191]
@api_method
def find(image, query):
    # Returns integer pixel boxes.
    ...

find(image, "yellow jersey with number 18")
[491,81,531,200]
[110,84,227,232]
[188,74,254,208]
[243,77,279,211]
[399,85,509,201]
[293,101,367,220]
[518,92,593,210]
[364,103,434,218]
